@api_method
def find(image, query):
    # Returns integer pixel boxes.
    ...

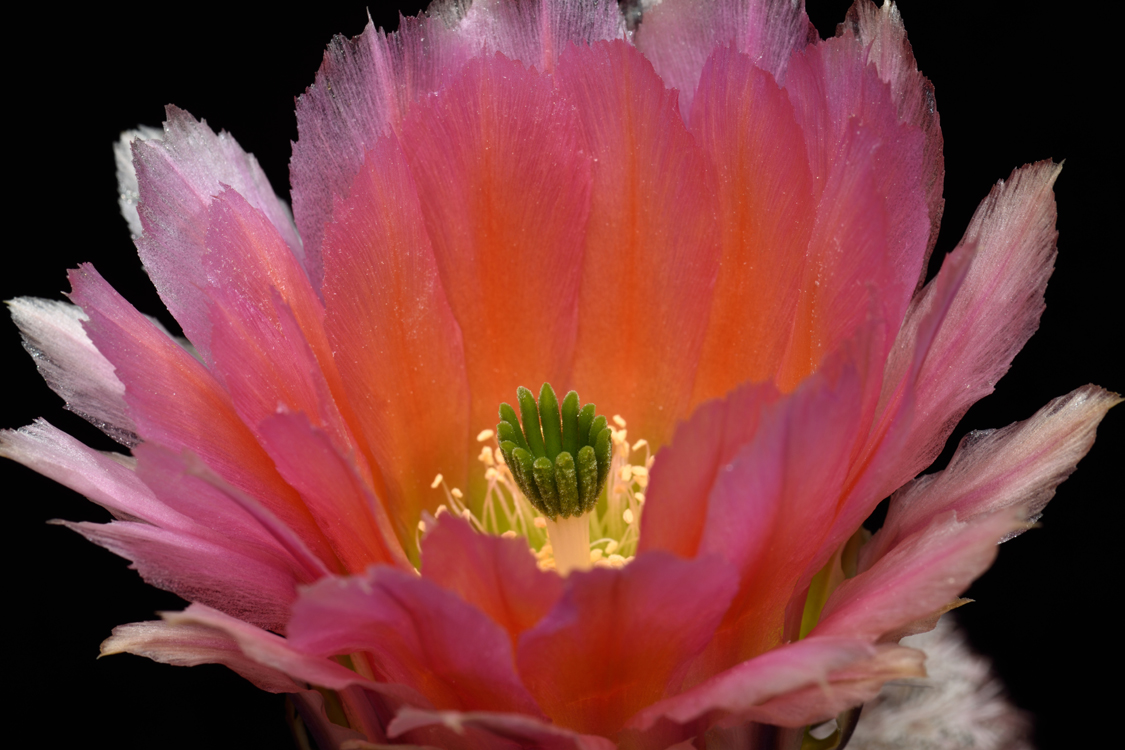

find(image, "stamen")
[427,393,652,575]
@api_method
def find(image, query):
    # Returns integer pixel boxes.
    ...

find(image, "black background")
[5,2,1119,748]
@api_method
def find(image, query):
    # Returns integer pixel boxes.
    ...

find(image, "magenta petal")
[65,517,301,631]
[288,567,544,717]
[202,188,359,457]
[634,0,814,120]
[131,107,302,359]
[422,514,562,646]
[134,603,429,739]
[7,298,135,445]
[389,707,616,750]
[68,264,340,569]
[516,552,738,736]
[133,444,325,576]
[257,411,411,573]
[627,637,922,734]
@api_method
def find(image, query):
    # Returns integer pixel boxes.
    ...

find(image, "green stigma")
[497,383,612,520]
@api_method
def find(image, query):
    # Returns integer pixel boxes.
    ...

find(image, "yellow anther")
[534,516,548,529]
[431,474,444,488]
[477,428,495,442]
[501,530,518,539]
[605,539,618,555]
[461,508,472,521]
[590,548,604,562]
[479,445,495,465]
[494,448,507,465]
[631,466,649,478]
[631,438,648,451]
[612,415,627,428]
[608,554,626,568]
[417,521,426,532]
[635,492,646,504]
[623,508,635,524]
[485,467,499,480]
[436,504,448,517]
[451,488,464,499]
[619,466,633,481]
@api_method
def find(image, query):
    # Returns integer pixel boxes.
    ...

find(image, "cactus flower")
[4,1,1116,748]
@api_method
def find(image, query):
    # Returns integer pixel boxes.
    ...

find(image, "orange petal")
[322,134,471,544]
[399,53,590,443]
[688,48,815,404]
[559,41,721,449]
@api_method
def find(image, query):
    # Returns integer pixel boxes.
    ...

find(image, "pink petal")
[722,644,925,727]
[821,243,976,547]
[290,2,623,290]
[256,412,411,573]
[201,187,397,544]
[1,424,316,629]
[558,40,721,449]
[875,161,1062,493]
[321,134,471,535]
[638,382,781,561]
[398,53,589,439]
[7,298,135,444]
[1,419,169,524]
[133,444,324,580]
[291,12,478,291]
[131,107,302,359]
[627,637,921,735]
[67,264,340,570]
[779,34,929,388]
[515,552,738,736]
[62,519,301,631]
[421,514,562,647]
[288,567,544,717]
[813,510,1021,642]
[202,188,359,455]
[454,0,625,73]
[842,0,945,260]
[389,707,616,750]
[142,603,422,741]
[642,357,868,669]
[633,0,814,120]
[101,619,303,693]
[864,385,1121,567]
[686,48,815,403]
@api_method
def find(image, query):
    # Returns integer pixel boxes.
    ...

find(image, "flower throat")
[428,383,651,575]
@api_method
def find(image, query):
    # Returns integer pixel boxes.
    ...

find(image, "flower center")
[426,383,651,576]
[499,384,611,521]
